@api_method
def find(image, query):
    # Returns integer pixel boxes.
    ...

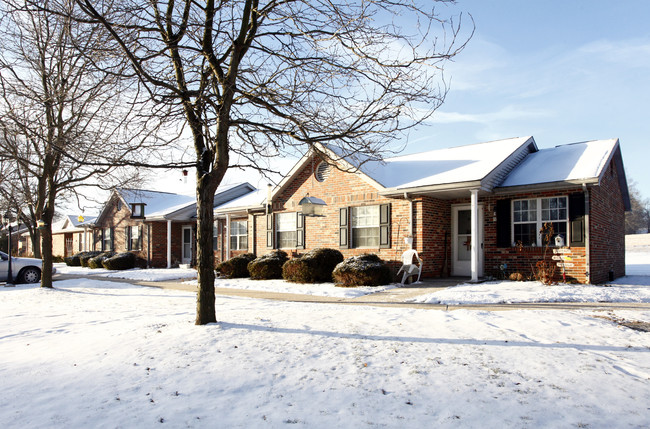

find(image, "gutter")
[380,180,484,197]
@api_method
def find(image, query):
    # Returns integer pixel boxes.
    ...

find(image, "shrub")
[282,248,344,283]
[509,272,524,281]
[88,251,115,269]
[248,250,288,280]
[52,255,65,263]
[73,251,102,267]
[102,252,137,270]
[216,253,256,278]
[332,254,391,287]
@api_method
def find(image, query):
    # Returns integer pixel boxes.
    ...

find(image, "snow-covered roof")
[117,189,196,217]
[214,188,267,214]
[52,215,97,233]
[499,139,619,187]
[361,136,535,190]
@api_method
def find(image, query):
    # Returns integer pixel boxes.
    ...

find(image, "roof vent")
[315,161,330,182]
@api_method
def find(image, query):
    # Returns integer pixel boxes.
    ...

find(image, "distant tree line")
[626,181,650,234]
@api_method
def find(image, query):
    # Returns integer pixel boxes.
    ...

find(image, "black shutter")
[266,213,274,249]
[125,227,130,251]
[296,212,305,249]
[339,207,349,249]
[496,199,511,247]
[379,203,391,249]
[569,193,586,247]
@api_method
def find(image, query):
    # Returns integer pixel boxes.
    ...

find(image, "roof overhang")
[379,180,486,199]
[494,178,600,195]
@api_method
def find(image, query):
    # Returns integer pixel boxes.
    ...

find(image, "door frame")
[181,225,193,265]
[451,204,484,277]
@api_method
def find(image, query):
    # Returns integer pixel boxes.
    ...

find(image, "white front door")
[182,226,192,264]
[452,205,484,277]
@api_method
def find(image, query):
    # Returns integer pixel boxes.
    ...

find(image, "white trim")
[166,220,172,268]
[471,189,479,282]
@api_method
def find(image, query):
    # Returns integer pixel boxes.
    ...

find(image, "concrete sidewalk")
[53,273,650,312]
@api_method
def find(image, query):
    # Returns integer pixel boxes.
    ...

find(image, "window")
[351,205,380,247]
[103,227,112,251]
[213,222,220,252]
[276,212,297,249]
[126,226,141,251]
[513,196,567,246]
[131,203,145,218]
[229,220,248,251]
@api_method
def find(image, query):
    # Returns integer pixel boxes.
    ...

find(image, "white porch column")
[470,189,479,282]
[166,220,172,268]
[225,213,231,259]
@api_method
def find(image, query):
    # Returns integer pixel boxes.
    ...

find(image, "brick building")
[91,184,254,268]
[214,137,630,284]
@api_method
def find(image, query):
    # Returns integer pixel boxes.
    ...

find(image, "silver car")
[0,251,56,283]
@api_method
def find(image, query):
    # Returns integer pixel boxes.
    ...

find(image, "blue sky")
[148,0,650,205]
[405,0,650,198]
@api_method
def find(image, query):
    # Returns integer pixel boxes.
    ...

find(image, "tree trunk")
[31,228,41,259]
[40,204,55,288]
[194,176,218,325]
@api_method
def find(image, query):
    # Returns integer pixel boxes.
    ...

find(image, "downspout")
[250,212,256,256]
[583,183,591,284]
[166,219,172,268]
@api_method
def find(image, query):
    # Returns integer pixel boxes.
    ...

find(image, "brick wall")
[589,160,626,283]
[248,155,412,272]
[93,194,195,267]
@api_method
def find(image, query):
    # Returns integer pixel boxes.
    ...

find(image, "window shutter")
[339,207,349,249]
[496,199,511,247]
[266,213,274,249]
[139,225,143,251]
[125,227,130,251]
[379,203,391,249]
[296,212,305,249]
[110,227,115,251]
[569,192,586,247]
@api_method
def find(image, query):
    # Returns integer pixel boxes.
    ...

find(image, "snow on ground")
[55,263,198,282]
[207,277,398,298]
[1,279,649,428]
[2,237,647,427]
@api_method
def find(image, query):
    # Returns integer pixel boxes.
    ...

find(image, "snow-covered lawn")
[55,263,198,282]
[1,237,648,428]
[1,279,649,428]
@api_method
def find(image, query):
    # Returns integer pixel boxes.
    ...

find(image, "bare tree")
[0,0,163,287]
[70,0,471,324]
[626,181,650,234]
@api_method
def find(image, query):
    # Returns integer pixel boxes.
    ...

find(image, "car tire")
[19,267,41,284]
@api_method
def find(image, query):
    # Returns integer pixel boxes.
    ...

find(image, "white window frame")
[229,220,248,251]
[512,196,568,247]
[127,225,141,251]
[102,227,112,251]
[276,212,297,249]
[351,205,380,248]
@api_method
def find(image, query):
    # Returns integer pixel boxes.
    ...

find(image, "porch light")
[298,195,326,217]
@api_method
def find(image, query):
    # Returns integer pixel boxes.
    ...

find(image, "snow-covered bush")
[282,248,344,283]
[102,252,137,270]
[88,251,116,269]
[248,250,288,280]
[217,253,256,278]
[77,251,102,267]
[332,254,391,287]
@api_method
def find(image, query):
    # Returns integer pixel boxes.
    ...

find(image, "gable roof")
[53,215,97,233]
[95,183,256,223]
[497,138,631,209]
